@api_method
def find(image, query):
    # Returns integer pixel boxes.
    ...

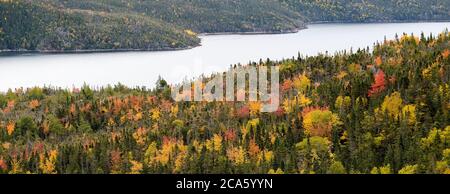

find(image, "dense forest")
[0,30,448,174]
[281,0,450,22]
[50,0,306,33]
[1,0,449,51]
[0,0,202,51]
[0,0,304,51]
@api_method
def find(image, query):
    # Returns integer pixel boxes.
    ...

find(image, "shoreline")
[198,27,306,36]
[0,27,307,56]
[1,20,449,56]
[308,20,450,25]
[0,45,198,56]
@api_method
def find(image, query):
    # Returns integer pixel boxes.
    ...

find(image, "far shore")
[198,27,305,36]
[0,45,198,56]
[1,20,449,56]
[0,26,307,56]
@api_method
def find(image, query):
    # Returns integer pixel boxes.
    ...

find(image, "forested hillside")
[1,0,449,52]
[0,31,448,174]
[280,0,450,22]
[0,0,304,51]
[0,0,203,51]
[50,0,305,33]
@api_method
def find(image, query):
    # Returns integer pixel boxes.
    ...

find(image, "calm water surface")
[0,22,449,91]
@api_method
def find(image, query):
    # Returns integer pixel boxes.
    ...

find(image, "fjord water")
[0,22,449,91]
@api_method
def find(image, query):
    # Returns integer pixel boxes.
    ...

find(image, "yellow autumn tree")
[336,71,348,80]
[335,96,351,110]
[283,93,312,114]
[39,150,58,174]
[243,118,259,139]
[402,104,416,125]
[421,126,450,150]
[282,99,293,114]
[184,29,197,36]
[9,158,23,174]
[150,108,161,121]
[248,101,261,116]
[173,144,188,173]
[381,92,403,119]
[268,168,284,174]
[155,138,177,166]
[370,165,392,174]
[297,93,312,107]
[170,104,179,117]
[400,34,420,44]
[263,150,274,162]
[422,65,433,80]
[212,134,223,152]
[133,112,143,121]
[226,146,246,165]
[132,127,148,146]
[144,142,157,166]
[293,73,311,93]
[348,63,361,74]
[398,165,418,174]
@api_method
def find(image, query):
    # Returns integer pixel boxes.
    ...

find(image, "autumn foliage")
[0,32,449,174]
[368,70,387,97]
[302,107,341,137]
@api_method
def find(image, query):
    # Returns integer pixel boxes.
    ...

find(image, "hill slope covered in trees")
[280,0,450,23]
[50,0,306,33]
[0,0,305,52]
[1,0,449,52]
[0,31,448,174]
[0,0,203,51]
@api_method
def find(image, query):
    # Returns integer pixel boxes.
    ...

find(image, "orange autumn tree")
[129,160,143,174]
[375,56,383,66]
[0,157,7,172]
[442,49,450,59]
[29,99,40,110]
[6,121,15,136]
[368,70,387,97]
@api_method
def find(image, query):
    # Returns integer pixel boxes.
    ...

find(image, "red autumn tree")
[368,70,387,97]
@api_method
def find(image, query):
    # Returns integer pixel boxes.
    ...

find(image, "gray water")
[0,22,449,91]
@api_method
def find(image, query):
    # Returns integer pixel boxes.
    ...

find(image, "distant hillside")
[0,0,201,52]
[0,0,449,52]
[280,0,450,22]
[50,0,306,33]
[0,0,305,52]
